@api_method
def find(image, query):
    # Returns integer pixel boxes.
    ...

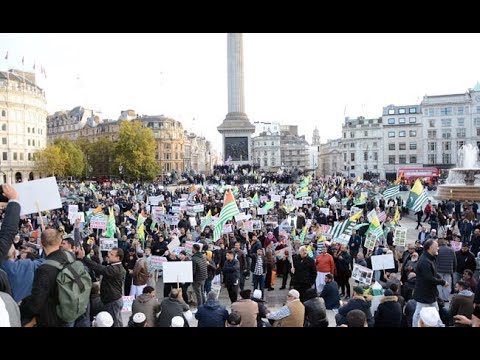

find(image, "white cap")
[420,307,441,327]
[288,289,300,299]
[133,312,146,324]
[171,316,185,327]
[253,289,262,299]
[93,311,114,327]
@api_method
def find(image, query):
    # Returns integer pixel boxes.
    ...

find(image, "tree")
[80,137,116,178]
[54,138,85,177]
[113,121,160,180]
[35,145,67,176]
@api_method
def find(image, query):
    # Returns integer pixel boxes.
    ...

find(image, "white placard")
[193,204,204,213]
[393,228,407,247]
[371,254,395,271]
[167,237,181,252]
[286,194,294,199]
[319,208,330,216]
[149,196,162,206]
[302,196,312,205]
[171,206,181,214]
[240,200,250,209]
[150,256,167,270]
[328,197,337,205]
[68,205,78,215]
[222,224,233,234]
[69,212,85,224]
[235,213,246,222]
[162,261,193,283]
[189,217,197,228]
[351,263,373,285]
[90,216,108,230]
[13,177,62,215]
[260,196,268,202]
[367,209,377,223]
[121,295,135,312]
[271,194,281,202]
[257,207,267,215]
[180,194,188,200]
[293,200,303,208]
[100,237,118,251]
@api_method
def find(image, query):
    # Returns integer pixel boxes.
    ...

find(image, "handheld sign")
[371,254,395,271]
[163,261,193,283]
[13,177,62,215]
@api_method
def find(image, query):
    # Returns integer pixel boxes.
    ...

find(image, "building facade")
[0,70,47,183]
[318,138,342,177]
[280,125,309,170]
[382,104,423,181]
[184,132,212,174]
[341,116,383,179]
[252,132,281,172]
[252,121,281,137]
[47,106,103,143]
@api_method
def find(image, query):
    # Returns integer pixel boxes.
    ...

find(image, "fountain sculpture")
[436,144,480,201]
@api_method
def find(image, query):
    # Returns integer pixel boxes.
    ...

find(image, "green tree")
[54,138,85,177]
[113,121,160,180]
[84,137,116,178]
[35,145,68,176]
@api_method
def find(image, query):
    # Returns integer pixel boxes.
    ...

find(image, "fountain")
[436,143,480,201]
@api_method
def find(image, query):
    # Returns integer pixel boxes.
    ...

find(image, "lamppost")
[118,165,123,180]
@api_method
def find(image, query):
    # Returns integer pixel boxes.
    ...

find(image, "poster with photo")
[393,228,407,247]
[364,232,377,251]
[302,196,312,205]
[351,263,374,286]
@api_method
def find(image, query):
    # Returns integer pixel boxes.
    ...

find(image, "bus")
[398,167,439,185]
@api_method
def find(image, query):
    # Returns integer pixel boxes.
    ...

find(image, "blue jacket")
[1,258,44,303]
[320,281,340,309]
[195,299,229,327]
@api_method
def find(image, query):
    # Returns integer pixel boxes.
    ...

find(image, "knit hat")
[94,311,114,327]
[419,307,441,327]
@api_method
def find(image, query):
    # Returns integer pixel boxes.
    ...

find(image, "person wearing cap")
[92,311,114,327]
[267,289,304,327]
[156,287,190,327]
[418,306,443,327]
[412,239,448,327]
[335,286,374,327]
[170,316,185,327]
[130,312,148,327]
[131,286,160,327]
[291,246,316,302]
[195,290,229,327]
[251,289,270,327]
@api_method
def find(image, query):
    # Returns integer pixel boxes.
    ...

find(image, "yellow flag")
[349,209,363,222]
[393,172,403,185]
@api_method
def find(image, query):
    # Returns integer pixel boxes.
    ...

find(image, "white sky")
[1,33,480,154]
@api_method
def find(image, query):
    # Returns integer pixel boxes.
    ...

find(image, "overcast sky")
[2,33,480,153]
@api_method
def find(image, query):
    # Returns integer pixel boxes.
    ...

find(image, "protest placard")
[149,196,162,206]
[393,228,407,247]
[451,240,462,252]
[257,207,267,215]
[371,254,395,271]
[90,216,108,230]
[243,221,253,231]
[367,209,377,223]
[167,237,181,253]
[293,200,303,208]
[100,238,118,251]
[271,194,281,202]
[163,261,193,283]
[222,224,233,234]
[328,197,337,205]
[171,206,181,214]
[68,205,78,215]
[302,196,312,205]
[121,296,135,312]
[13,177,62,215]
[333,233,350,246]
[351,263,374,285]
[319,208,330,216]
[235,212,246,222]
[150,256,167,270]
[240,200,250,209]
[252,220,262,231]
[364,232,377,251]
[193,204,204,213]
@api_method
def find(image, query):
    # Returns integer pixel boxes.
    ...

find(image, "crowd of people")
[0,168,479,327]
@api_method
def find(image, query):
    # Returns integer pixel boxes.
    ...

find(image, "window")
[443,153,451,164]
[1,124,5,131]
[399,143,406,150]
[165,153,170,160]
[373,142,377,147]
[1,110,5,117]
[364,131,368,136]
[428,142,436,151]
[477,106,480,113]
[264,159,267,166]
[428,130,437,139]
[388,155,396,164]
[441,119,451,127]
[474,118,480,127]
[428,154,437,164]
[343,143,347,148]
[32,140,35,146]
[409,107,416,114]
[409,130,417,137]
[374,152,378,160]
[27,127,30,133]
[350,143,355,148]
[20,153,23,161]
[388,131,395,138]
[13,152,17,161]
[398,108,406,114]
[409,155,417,163]
[442,141,451,151]
[456,128,466,137]
[441,129,451,139]
[28,153,31,161]
[271,158,275,166]
[343,132,346,138]
[364,152,368,161]
[264,151,267,156]
[440,107,452,115]
[399,117,406,124]
[458,141,465,148]
[478,128,480,136]
[399,131,406,137]
[410,142,417,150]
[388,118,395,124]
[388,109,395,115]
[428,108,435,116]
[351,153,355,161]
[271,141,274,146]
[429,119,435,127]
[388,143,395,150]
[1,138,6,145]
[458,118,465,127]
[457,106,464,115]
[399,155,407,164]
[409,117,416,123]
[343,153,347,161]
[350,132,354,138]
[28,139,31,146]
[2,152,6,161]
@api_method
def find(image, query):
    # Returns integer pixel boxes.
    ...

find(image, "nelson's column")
[217,33,255,164]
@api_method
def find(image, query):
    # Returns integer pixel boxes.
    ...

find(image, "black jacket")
[0,201,21,259]
[455,250,476,274]
[292,254,316,287]
[320,281,341,309]
[83,259,126,304]
[414,251,445,304]
[191,252,208,282]
[303,292,328,327]
[223,258,240,287]
[374,296,402,327]
[20,249,69,327]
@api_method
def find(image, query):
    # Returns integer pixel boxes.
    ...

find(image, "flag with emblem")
[406,179,428,212]
[213,190,240,242]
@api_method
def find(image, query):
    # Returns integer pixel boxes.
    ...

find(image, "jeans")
[252,274,265,297]
[104,297,124,327]
[205,278,212,295]
[192,280,206,306]
[412,301,439,327]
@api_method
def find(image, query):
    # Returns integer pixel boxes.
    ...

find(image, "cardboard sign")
[235,212,246,222]
[319,208,330,216]
[121,296,135,312]
[69,212,85,224]
[393,228,407,247]
[149,196,162,206]
[328,197,337,205]
[162,261,193,283]
[90,216,108,230]
[222,224,233,234]
[193,204,204,213]
[240,200,250,209]
[13,177,62,215]
[302,196,312,205]
[293,200,303,208]
[351,263,374,285]
[271,194,281,202]
[364,232,377,251]
[371,254,395,270]
[244,221,253,232]
[257,207,267,215]
[260,196,268,202]
[100,238,118,251]
[167,237,181,253]
[189,217,197,228]
[68,205,78,215]
[252,220,262,231]
[150,256,167,270]
[180,194,188,200]
[333,234,350,246]
[171,206,181,214]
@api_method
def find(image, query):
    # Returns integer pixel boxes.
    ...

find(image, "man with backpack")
[21,228,91,327]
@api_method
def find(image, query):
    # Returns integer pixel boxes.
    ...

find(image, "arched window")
[1,110,5,117]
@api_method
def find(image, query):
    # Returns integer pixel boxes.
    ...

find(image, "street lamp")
[118,165,123,180]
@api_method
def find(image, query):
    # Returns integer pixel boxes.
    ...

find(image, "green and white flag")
[262,201,275,211]
[213,190,240,242]
[366,215,383,239]
[406,179,428,212]
[295,186,308,199]
[382,185,400,200]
